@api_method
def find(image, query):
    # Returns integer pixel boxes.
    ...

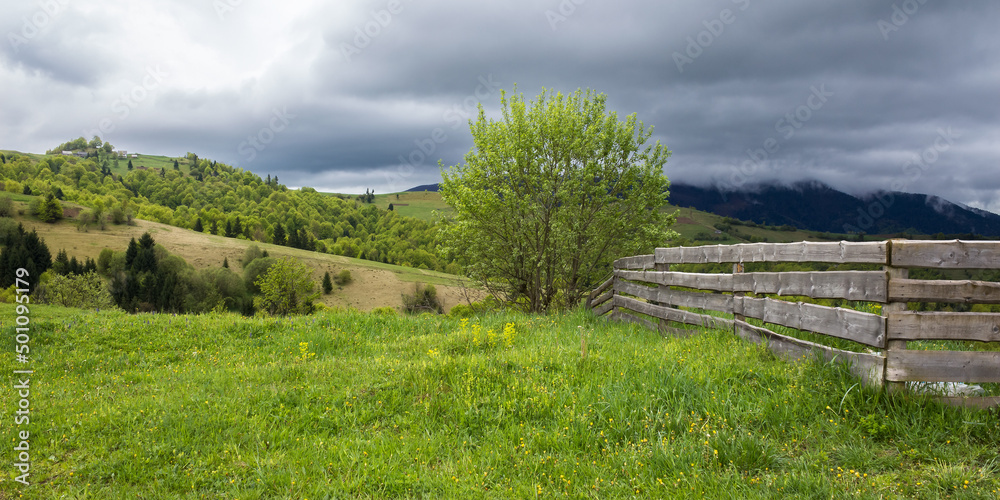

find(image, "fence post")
[654,260,670,331]
[732,262,745,336]
[884,259,908,393]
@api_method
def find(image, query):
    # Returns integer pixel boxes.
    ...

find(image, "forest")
[0,146,456,274]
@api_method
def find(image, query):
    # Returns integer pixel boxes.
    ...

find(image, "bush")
[371,306,396,315]
[334,269,352,286]
[36,271,117,310]
[0,193,13,218]
[402,283,443,314]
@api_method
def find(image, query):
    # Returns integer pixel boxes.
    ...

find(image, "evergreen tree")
[159,168,165,178]
[193,217,204,232]
[388,203,394,211]
[223,257,229,269]
[225,220,234,238]
[322,271,333,294]
[54,187,65,200]
[210,220,219,235]
[173,159,179,170]
[54,249,70,275]
[128,159,133,170]
[272,224,286,246]
[23,185,32,195]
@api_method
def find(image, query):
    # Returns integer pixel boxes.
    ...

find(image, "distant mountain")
[669,181,1000,237]
[406,184,440,192]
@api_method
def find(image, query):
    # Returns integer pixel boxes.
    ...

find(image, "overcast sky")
[2,1,998,211]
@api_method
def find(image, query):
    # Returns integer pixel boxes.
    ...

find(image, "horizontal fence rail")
[594,239,1000,409]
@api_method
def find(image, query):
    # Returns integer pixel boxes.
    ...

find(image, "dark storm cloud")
[1,0,998,211]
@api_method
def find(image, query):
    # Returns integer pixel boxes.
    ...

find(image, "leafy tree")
[440,87,677,311]
[0,193,13,217]
[253,257,318,316]
[322,271,333,294]
[37,271,117,310]
[401,283,443,314]
[36,194,64,223]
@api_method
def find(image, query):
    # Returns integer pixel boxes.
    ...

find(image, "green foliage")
[0,223,52,291]
[36,271,117,310]
[0,193,13,217]
[2,144,462,274]
[252,257,318,316]
[401,282,443,314]
[240,244,265,268]
[30,194,64,223]
[46,136,88,154]
[322,271,333,294]
[334,269,352,286]
[440,87,677,311]
[243,257,275,294]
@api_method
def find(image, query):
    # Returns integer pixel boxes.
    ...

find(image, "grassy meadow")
[2,304,998,499]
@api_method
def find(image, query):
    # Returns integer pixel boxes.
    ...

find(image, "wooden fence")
[587,240,1000,409]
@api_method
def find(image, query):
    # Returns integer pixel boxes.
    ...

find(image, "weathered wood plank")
[655,241,887,265]
[614,254,655,270]
[888,312,1000,343]
[610,310,657,331]
[614,270,733,292]
[733,271,886,301]
[734,320,884,387]
[589,289,614,309]
[614,295,734,331]
[614,279,733,313]
[611,310,702,337]
[891,240,1000,269]
[588,276,615,302]
[889,279,1000,303]
[593,298,615,317]
[735,296,885,348]
[932,396,1000,409]
[886,350,1000,383]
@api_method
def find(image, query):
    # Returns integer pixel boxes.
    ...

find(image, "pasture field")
[1,305,997,498]
[11,202,481,313]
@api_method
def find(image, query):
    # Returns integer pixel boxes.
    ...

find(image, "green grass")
[1,304,998,498]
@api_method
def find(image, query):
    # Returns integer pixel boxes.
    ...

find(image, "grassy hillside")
[349,188,845,245]
[9,198,482,312]
[1,305,996,498]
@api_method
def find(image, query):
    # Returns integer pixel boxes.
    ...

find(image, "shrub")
[334,269,352,286]
[36,271,117,310]
[371,306,396,315]
[402,283,443,314]
[0,193,13,217]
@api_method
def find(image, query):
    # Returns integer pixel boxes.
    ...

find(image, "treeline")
[0,147,457,273]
